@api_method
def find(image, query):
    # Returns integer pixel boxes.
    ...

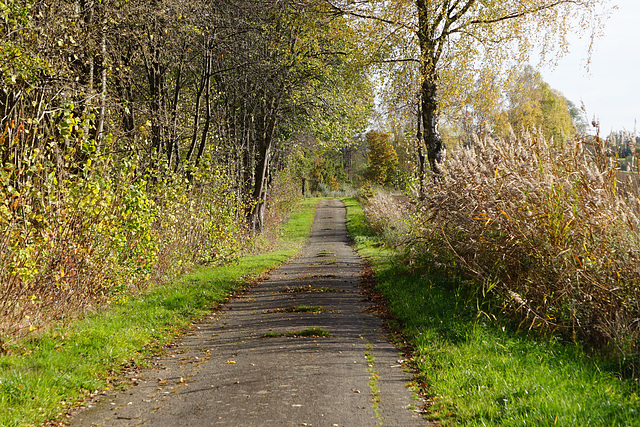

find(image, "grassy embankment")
[0,198,318,427]
[343,197,640,426]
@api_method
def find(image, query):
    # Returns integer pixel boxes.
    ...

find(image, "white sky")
[540,0,640,135]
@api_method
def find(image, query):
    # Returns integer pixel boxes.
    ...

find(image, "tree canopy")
[496,65,575,140]
[327,0,611,175]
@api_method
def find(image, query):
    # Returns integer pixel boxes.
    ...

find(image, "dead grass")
[367,131,640,375]
[426,132,640,369]
[363,191,414,247]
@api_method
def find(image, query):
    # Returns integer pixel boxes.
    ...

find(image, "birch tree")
[327,0,611,176]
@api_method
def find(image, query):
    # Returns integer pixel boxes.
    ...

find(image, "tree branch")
[323,0,415,31]
[456,0,582,31]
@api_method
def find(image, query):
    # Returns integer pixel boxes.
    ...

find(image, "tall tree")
[327,0,610,175]
[212,0,371,230]
[500,65,574,140]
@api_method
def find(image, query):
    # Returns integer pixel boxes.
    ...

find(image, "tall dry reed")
[412,131,640,370]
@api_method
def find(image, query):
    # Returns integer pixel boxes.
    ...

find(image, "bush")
[413,132,640,371]
[0,137,157,339]
[150,165,247,282]
[0,114,247,345]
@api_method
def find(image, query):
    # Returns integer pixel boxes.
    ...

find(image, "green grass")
[266,305,327,313]
[365,341,382,425]
[342,197,640,426]
[262,327,330,338]
[0,198,319,427]
[289,327,330,337]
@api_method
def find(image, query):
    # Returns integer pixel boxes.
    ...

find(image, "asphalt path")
[69,199,427,426]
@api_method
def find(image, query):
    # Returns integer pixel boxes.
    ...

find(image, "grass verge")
[0,198,319,427]
[343,197,640,426]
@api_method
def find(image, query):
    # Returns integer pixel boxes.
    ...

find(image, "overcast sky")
[540,0,639,135]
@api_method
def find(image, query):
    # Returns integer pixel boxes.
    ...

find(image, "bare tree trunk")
[167,49,185,169]
[194,49,212,168]
[186,65,205,164]
[250,137,271,231]
[251,146,270,231]
[95,24,107,147]
[249,99,278,232]
[113,42,135,135]
[145,29,165,160]
[416,100,426,198]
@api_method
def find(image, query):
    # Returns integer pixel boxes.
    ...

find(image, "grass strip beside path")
[343,197,640,426]
[0,198,318,427]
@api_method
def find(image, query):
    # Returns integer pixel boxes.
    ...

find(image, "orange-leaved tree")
[366,131,399,185]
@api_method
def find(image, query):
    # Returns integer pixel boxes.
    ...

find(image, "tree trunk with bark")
[420,74,445,174]
[249,98,279,232]
[416,101,426,198]
[417,1,445,176]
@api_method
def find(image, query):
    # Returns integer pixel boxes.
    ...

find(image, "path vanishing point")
[69,199,428,426]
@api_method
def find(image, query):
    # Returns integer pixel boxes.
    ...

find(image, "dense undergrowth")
[0,197,318,427]
[345,197,640,426]
[0,141,250,344]
[365,131,640,375]
[0,121,306,346]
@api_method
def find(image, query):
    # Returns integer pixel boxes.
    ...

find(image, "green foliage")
[0,1,43,86]
[0,104,158,334]
[287,138,356,196]
[150,163,246,279]
[308,148,348,193]
[499,66,574,140]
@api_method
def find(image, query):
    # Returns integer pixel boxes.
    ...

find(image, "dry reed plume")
[383,131,640,373]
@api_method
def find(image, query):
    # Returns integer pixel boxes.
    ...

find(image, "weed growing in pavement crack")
[316,251,335,257]
[279,285,345,293]
[261,328,330,338]
[265,306,328,313]
[365,342,382,426]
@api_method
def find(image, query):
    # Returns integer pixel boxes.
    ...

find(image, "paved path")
[70,199,426,426]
